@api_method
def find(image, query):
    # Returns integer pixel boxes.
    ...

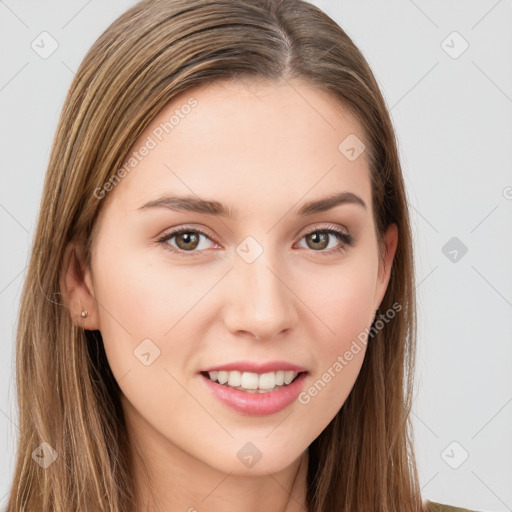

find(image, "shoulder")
[425,500,481,512]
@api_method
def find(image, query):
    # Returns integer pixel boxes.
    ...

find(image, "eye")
[295,225,354,254]
[157,227,217,256]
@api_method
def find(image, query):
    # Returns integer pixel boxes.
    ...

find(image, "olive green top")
[426,500,480,512]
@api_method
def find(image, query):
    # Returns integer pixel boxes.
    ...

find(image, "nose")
[222,247,299,341]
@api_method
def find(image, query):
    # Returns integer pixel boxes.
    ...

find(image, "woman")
[6,0,480,511]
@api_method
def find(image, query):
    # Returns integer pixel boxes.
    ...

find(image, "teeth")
[206,370,301,391]
[283,370,296,385]
[227,370,241,387]
[240,371,259,389]
[258,372,276,390]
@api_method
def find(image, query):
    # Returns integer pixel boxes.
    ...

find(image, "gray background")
[1,1,511,510]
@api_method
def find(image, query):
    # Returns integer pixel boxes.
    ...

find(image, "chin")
[204,444,304,477]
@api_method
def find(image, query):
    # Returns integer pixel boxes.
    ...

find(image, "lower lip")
[200,372,308,416]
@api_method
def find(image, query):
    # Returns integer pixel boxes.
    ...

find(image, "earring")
[81,310,88,318]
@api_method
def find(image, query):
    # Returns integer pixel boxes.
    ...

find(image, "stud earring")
[81,310,88,318]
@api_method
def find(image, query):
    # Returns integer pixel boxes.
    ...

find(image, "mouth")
[200,369,307,393]
[199,369,309,416]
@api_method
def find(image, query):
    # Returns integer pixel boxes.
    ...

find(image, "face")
[63,78,397,477]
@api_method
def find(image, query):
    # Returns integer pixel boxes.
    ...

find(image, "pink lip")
[201,360,308,373]
[199,371,308,416]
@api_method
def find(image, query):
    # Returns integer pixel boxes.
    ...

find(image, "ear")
[373,223,398,312]
[59,242,100,330]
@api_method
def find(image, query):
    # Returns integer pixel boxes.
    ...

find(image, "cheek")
[298,252,378,348]
[91,244,221,379]
[91,249,204,433]
[292,254,377,429]
[94,233,195,331]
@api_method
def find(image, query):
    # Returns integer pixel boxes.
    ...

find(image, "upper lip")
[200,360,308,374]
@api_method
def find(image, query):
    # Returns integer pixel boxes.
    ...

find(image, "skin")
[61,78,397,512]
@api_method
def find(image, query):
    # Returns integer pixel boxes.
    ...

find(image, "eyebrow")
[138,191,367,217]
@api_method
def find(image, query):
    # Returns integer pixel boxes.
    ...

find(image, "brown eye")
[305,231,330,250]
[175,231,200,251]
[296,227,354,254]
[158,227,216,256]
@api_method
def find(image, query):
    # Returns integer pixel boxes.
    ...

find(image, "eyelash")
[157,224,354,258]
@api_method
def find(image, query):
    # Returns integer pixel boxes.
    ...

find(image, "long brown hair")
[7,0,422,510]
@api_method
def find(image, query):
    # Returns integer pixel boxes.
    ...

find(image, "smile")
[199,370,309,416]
[202,369,304,392]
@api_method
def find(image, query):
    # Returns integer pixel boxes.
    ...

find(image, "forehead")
[101,78,371,216]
